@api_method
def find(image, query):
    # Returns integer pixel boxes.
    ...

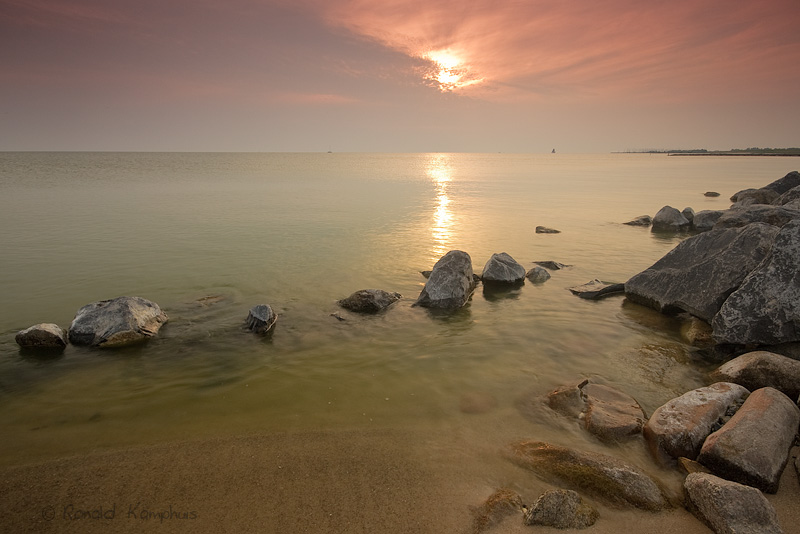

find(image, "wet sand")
[1,430,798,533]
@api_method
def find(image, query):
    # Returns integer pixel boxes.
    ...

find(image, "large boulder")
[762,170,800,196]
[523,489,598,529]
[68,296,168,348]
[338,289,401,313]
[15,323,68,349]
[713,204,800,229]
[697,387,800,493]
[481,252,525,285]
[414,250,476,309]
[710,351,800,400]
[625,223,778,321]
[773,184,800,206]
[691,210,725,232]
[731,188,780,206]
[713,219,800,345]
[651,206,690,232]
[643,383,749,465]
[509,441,669,510]
[684,473,783,534]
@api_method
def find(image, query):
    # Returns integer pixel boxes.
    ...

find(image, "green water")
[0,152,794,465]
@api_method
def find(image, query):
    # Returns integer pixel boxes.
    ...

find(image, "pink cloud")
[304,0,800,102]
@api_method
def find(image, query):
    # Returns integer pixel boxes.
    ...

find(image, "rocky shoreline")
[14,170,800,533]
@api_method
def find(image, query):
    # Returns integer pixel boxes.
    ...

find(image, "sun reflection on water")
[425,154,455,259]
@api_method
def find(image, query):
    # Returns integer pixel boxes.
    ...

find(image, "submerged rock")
[525,266,551,283]
[523,489,598,529]
[697,387,800,493]
[535,226,561,234]
[68,296,168,348]
[481,252,526,285]
[568,280,625,300]
[710,351,800,400]
[15,323,67,349]
[713,219,800,345]
[414,250,476,309]
[704,192,721,197]
[625,223,778,321]
[684,473,783,534]
[470,488,523,533]
[338,289,401,313]
[534,261,571,270]
[651,205,690,232]
[623,215,653,227]
[509,441,669,510]
[245,304,277,334]
[643,382,749,465]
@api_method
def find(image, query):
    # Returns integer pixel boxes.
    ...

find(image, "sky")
[2,0,799,152]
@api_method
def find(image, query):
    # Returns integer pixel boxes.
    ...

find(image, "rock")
[710,351,800,400]
[730,188,757,203]
[525,266,550,283]
[680,316,714,347]
[481,252,526,285]
[568,280,625,300]
[523,489,598,529]
[773,184,800,206]
[15,323,67,349]
[581,383,646,442]
[471,488,522,533]
[704,192,721,197]
[678,457,712,475]
[546,380,588,417]
[623,215,653,226]
[414,250,476,309]
[651,205,690,232]
[697,387,800,493]
[68,296,168,348]
[535,226,560,234]
[691,210,725,232]
[643,382,750,465]
[762,170,800,196]
[625,223,778,321]
[338,289,401,313]
[732,188,780,206]
[684,473,783,534]
[682,207,695,222]
[713,219,800,345]
[534,261,571,270]
[713,204,800,229]
[245,304,277,334]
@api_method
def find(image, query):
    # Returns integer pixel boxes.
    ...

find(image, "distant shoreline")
[667,152,800,157]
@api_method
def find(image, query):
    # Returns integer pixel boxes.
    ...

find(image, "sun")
[423,49,484,92]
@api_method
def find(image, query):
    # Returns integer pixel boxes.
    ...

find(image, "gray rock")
[732,188,780,206]
[525,266,551,283]
[714,204,800,229]
[534,261,571,270]
[523,489,598,529]
[704,192,721,197]
[625,223,778,321]
[414,250,476,309]
[509,441,669,510]
[710,351,800,400]
[773,184,800,206]
[481,252,526,285]
[730,188,757,203]
[643,382,750,465]
[68,296,168,348]
[713,219,800,345]
[338,289,401,313]
[535,226,561,234]
[623,215,653,227]
[568,280,625,300]
[691,210,725,232]
[684,473,783,534]
[245,304,277,334]
[682,207,695,222]
[651,205,690,232]
[15,323,67,349]
[697,387,800,493]
[762,170,800,196]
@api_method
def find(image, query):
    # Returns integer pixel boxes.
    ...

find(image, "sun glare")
[423,49,484,92]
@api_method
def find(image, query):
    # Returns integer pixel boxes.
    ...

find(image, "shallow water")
[0,152,794,465]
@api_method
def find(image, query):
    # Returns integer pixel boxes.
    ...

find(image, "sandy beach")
[2,428,798,533]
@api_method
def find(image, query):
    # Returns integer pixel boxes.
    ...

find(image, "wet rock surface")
[245,304,277,334]
[68,296,168,348]
[525,266,551,283]
[481,252,525,285]
[568,280,625,300]
[338,289,401,313]
[415,250,477,309]
[15,323,67,349]
[523,489,598,529]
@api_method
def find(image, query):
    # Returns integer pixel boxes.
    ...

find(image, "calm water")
[0,152,795,466]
